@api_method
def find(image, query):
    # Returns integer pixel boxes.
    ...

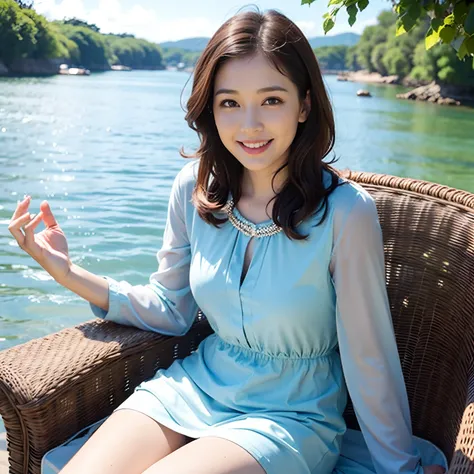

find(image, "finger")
[39,200,58,228]
[23,212,44,257]
[8,212,31,248]
[11,195,31,221]
[24,211,43,240]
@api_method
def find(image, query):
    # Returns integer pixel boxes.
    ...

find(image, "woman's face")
[212,51,310,178]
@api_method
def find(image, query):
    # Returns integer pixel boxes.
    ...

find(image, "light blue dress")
[43,160,447,473]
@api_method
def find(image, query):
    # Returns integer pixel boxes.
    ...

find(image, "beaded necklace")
[223,198,282,238]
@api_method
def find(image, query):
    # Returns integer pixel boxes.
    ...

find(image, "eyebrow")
[214,85,289,96]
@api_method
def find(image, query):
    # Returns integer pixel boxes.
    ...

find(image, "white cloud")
[34,0,219,43]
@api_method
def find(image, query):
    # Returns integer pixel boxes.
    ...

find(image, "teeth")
[242,140,270,149]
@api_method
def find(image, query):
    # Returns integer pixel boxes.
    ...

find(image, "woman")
[8,8,447,474]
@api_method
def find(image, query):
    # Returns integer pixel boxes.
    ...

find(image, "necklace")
[223,198,282,238]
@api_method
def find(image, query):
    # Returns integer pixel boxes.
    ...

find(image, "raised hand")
[8,195,72,283]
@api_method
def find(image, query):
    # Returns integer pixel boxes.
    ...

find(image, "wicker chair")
[1,170,474,474]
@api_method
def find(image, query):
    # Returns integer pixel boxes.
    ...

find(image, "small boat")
[357,89,372,97]
[58,64,91,76]
[111,65,132,71]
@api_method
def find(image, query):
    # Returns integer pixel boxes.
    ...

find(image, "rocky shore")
[396,81,474,106]
[338,70,473,106]
[337,70,400,85]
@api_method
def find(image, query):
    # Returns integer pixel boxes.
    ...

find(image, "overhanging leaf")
[396,19,407,36]
[357,0,369,12]
[328,0,344,6]
[458,37,469,59]
[431,17,443,32]
[465,6,474,35]
[454,2,469,22]
[466,35,474,54]
[425,27,440,49]
[323,17,335,34]
[439,25,456,43]
[443,14,455,26]
[400,11,417,32]
[301,0,315,5]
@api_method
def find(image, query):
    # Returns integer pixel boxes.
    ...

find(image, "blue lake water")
[0,71,473,433]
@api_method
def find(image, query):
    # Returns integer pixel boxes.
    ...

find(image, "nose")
[240,107,263,134]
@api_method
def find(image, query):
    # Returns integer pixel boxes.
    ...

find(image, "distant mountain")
[159,37,210,51]
[308,32,360,48]
[159,33,360,52]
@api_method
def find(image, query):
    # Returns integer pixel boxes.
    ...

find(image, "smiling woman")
[8,6,447,474]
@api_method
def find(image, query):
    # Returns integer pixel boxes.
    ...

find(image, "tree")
[302,0,474,61]
[63,17,100,33]
[0,0,37,64]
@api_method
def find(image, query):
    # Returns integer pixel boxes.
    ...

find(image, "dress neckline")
[224,197,282,238]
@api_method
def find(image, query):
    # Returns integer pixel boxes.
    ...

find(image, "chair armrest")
[0,316,213,474]
[449,364,474,472]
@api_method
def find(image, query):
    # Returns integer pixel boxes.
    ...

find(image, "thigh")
[142,436,266,474]
[59,409,190,474]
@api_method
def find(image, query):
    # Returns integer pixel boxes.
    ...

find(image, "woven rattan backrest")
[340,170,474,460]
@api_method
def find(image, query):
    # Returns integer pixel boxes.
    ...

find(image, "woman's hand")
[423,465,446,474]
[8,195,72,283]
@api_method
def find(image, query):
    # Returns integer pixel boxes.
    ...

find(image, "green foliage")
[382,48,411,76]
[413,42,474,85]
[370,43,388,76]
[0,0,36,64]
[313,45,348,70]
[345,45,360,70]
[106,35,163,69]
[55,22,111,69]
[63,17,100,33]
[345,7,474,86]
[303,0,474,59]
[22,8,65,59]
[161,47,201,68]
[0,2,165,70]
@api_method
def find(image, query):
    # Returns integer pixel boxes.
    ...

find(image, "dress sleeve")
[89,168,198,336]
[329,188,423,473]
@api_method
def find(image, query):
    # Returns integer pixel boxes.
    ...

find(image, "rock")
[337,70,399,85]
[396,81,466,106]
[357,89,372,97]
[7,58,63,75]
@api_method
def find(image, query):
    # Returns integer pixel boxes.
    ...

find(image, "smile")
[238,139,273,155]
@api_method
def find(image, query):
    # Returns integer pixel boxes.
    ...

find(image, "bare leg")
[59,409,191,474]
[142,437,266,474]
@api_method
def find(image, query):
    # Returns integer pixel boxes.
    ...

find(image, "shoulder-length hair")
[180,7,341,240]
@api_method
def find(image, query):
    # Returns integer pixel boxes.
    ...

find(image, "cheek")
[214,113,237,137]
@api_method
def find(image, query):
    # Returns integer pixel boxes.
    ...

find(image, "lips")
[237,139,274,155]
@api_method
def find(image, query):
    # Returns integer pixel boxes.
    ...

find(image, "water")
[0,71,473,432]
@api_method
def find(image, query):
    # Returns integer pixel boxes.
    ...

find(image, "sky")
[33,0,389,44]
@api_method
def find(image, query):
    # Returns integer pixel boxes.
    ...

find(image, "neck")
[241,166,287,202]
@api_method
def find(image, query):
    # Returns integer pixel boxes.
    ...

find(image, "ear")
[298,90,311,123]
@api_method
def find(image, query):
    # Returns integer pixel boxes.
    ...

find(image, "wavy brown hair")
[180,7,342,240]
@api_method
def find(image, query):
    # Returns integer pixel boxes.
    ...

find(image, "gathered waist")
[209,333,337,362]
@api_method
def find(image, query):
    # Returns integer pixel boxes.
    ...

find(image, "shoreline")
[338,70,474,107]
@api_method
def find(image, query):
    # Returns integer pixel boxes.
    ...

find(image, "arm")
[62,166,198,336]
[330,188,423,473]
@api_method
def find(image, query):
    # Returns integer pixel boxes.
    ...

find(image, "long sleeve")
[90,166,199,336]
[330,187,423,474]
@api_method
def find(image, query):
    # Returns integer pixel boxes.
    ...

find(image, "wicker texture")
[1,170,473,474]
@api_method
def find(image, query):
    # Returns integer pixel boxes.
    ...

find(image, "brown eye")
[220,99,238,108]
[264,97,282,105]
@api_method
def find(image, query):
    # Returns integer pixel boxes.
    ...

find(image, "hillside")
[159,32,360,52]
